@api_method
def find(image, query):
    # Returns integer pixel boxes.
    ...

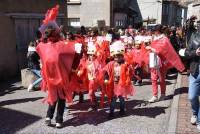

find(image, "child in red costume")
[131,36,144,86]
[95,40,110,107]
[77,42,100,110]
[104,41,135,118]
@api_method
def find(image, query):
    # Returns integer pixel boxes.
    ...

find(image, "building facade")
[187,1,200,25]
[137,0,163,25]
[67,0,142,28]
[0,0,66,80]
[137,0,187,26]
[162,0,187,26]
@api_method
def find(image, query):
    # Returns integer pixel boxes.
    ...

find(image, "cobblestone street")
[0,76,176,134]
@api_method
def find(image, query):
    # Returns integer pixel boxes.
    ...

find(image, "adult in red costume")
[146,25,185,103]
[36,5,76,128]
[36,28,75,128]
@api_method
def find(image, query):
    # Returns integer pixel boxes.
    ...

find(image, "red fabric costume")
[43,5,59,24]
[151,36,185,72]
[69,56,89,93]
[149,35,185,97]
[104,61,135,99]
[36,41,75,105]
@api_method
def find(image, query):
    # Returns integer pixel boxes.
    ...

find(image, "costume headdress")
[110,41,125,56]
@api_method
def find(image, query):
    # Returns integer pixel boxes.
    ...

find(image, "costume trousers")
[150,66,167,97]
[46,98,65,123]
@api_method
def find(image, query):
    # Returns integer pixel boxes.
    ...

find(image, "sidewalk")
[172,73,199,134]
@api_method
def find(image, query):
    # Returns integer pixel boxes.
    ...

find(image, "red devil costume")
[147,34,185,102]
[36,5,77,128]
[104,41,135,117]
[37,40,75,105]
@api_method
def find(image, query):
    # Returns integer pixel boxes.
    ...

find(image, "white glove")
[178,48,186,57]
[74,43,82,54]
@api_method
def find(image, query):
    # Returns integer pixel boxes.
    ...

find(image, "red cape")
[36,41,75,105]
[151,36,185,72]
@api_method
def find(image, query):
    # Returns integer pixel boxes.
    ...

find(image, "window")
[163,4,169,15]
[68,18,80,27]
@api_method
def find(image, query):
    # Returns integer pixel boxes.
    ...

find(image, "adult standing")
[146,25,185,103]
[184,28,200,131]
[36,27,76,128]
[27,41,42,92]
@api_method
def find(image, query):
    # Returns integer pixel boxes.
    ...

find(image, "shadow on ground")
[64,99,168,127]
[174,87,188,96]
[0,97,43,106]
[0,107,41,134]
[0,77,22,96]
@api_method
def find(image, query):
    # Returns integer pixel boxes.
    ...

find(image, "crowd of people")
[26,5,200,129]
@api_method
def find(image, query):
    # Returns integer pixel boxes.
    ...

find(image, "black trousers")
[132,67,142,82]
[110,96,125,113]
[46,98,65,123]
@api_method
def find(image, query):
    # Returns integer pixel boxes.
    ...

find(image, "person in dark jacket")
[184,29,200,131]
[27,41,42,91]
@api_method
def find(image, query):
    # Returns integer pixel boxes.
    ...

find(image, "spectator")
[170,27,180,52]
[80,26,87,36]
[186,16,197,44]
[184,28,200,131]
[27,41,42,92]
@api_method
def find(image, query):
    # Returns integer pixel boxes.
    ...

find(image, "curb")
[167,73,182,134]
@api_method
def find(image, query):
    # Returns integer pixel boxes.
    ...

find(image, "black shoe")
[79,94,84,103]
[92,104,98,111]
[138,80,142,86]
[119,110,125,116]
[88,104,98,111]
[108,112,115,119]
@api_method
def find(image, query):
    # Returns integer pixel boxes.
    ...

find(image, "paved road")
[0,75,177,134]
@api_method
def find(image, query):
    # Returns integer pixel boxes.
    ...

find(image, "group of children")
[32,5,185,128]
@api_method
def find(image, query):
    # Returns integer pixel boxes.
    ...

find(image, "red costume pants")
[150,66,167,97]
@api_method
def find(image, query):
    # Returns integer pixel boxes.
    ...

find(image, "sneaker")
[88,105,97,112]
[197,124,200,132]
[134,81,140,86]
[148,96,158,103]
[45,117,51,126]
[27,84,33,92]
[159,94,166,101]
[191,115,197,125]
[55,122,62,128]
[138,80,142,86]
[134,80,142,86]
